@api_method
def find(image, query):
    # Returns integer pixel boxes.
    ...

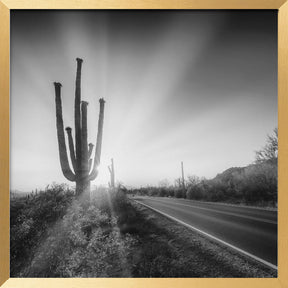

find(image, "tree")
[187,175,201,187]
[255,128,278,165]
[174,178,182,188]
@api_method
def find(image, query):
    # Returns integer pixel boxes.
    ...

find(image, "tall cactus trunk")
[76,180,91,201]
[54,58,105,202]
[75,58,82,178]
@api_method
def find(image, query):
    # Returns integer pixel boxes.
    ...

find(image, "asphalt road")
[134,196,277,269]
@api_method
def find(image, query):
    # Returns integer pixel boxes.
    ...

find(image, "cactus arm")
[89,98,105,181]
[94,99,105,166]
[81,101,89,176]
[88,159,92,173]
[75,58,83,174]
[54,82,76,181]
[65,127,77,173]
[88,144,93,173]
[108,166,112,173]
[88,143,94,158]
[89,169,99,180]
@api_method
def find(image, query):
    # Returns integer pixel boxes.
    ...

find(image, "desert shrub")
[183,162,277,206]
[186,185,203,200]
[174,188,186,198]
[91,187,129,216]
[205,180,227,202]
[10,183,74,276]
[238,163,277,205]
[158,188,168,197]
[57,229,136,277]
[145,188,155,197]
[18,189,137,277]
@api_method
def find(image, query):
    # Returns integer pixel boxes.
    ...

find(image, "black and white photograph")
[10,10,277,277]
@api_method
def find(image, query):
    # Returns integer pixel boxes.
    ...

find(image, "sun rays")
[11,11,277,191]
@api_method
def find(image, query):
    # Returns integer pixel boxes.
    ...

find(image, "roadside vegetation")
[128,129,278,207]
[10,184,275,277]
[11,185,135,277]
[128,161,277,207]
[10,184,74,276]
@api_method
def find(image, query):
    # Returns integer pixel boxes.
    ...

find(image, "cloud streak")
[11,11,277,191]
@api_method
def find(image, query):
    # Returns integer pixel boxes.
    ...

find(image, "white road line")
[135,200,278,271]
[148,198,277,225]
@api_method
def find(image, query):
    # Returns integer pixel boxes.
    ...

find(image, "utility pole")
[181,161,185,190]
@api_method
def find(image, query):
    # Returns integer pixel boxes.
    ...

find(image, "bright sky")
[10,11,277,191]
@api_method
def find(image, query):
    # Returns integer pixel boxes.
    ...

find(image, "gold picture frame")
[1,1,288,287]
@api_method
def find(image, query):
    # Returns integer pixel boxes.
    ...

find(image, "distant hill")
[214,166,246,183]
[206,160,277,205]
[213,160,277,184]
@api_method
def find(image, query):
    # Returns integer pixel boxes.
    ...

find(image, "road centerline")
[148,198,277,225]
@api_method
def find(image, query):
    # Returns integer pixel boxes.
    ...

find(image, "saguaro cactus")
[108,158,115,188]
[54,58,105,201]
